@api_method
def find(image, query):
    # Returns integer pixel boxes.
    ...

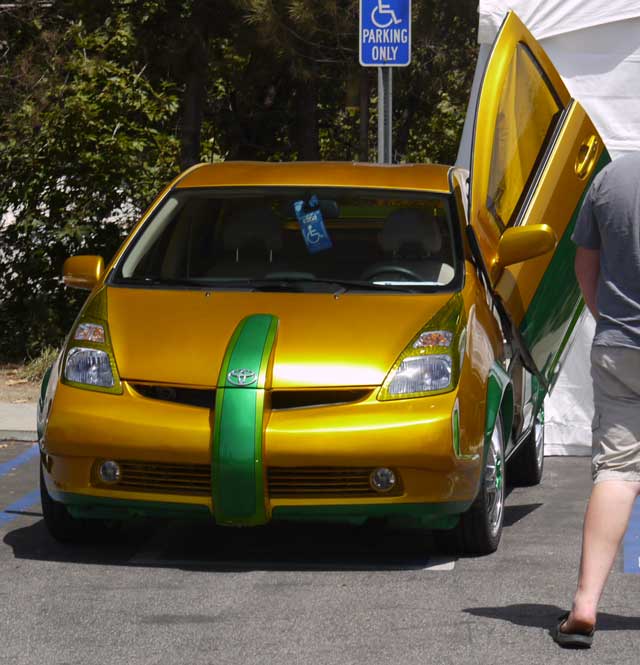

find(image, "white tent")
[461,2,640,455]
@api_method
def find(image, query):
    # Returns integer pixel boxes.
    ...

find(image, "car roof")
[176,161,453,194]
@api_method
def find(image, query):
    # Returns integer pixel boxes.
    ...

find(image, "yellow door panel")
[486,44,563,232]
[495,103,604,324]
[470,11,571,270]
[470,10,608,382]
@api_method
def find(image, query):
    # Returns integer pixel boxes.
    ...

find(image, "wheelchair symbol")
[303,226,322,245]
[371,0,402,28]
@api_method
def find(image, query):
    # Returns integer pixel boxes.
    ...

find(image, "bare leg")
[563,479,640,632]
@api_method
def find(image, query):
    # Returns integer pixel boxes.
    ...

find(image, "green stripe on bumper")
[55,492,212,521]
[272,501,469,529]
[55,491,465,530]
[212,314,278,526]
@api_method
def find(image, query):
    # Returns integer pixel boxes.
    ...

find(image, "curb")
[0,430,37,443]
[0,401,38,443]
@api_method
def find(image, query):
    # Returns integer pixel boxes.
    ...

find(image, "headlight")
[64,347,115,387]
[387,354,452,395]
[62,289,123,394]
[378,294,465,401]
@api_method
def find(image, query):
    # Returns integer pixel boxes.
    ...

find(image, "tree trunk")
[179,5,208,170]
[395,106,414,159]
[295,81,319,161]
[358,70,370,162]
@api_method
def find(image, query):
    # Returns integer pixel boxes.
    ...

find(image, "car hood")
[106,286,454,389]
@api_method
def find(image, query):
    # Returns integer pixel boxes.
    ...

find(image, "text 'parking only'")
[359,0,411,67]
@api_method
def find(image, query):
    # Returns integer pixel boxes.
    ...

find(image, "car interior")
[121,190,457,289]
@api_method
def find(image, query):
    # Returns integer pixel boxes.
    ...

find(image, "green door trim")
[484,363,513,458]
[520,149,611,385]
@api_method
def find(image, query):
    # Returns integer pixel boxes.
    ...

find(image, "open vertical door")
[469,11,609,386]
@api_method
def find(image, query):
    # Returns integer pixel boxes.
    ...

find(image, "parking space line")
[623,498,640,573]
[128,559,455,571]
[0,444,39,478]
[422,557,455,570]
[0,489,41,526]
[128,553,455,571]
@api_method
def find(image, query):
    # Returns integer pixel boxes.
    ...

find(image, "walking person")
[553,152,640,648]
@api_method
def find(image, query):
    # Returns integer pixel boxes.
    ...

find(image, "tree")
[0,0,478,360]
[0,4,180,359]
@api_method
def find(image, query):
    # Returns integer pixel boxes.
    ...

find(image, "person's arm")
[575,247,600,318]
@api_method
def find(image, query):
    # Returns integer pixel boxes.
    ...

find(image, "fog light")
[370,467,396,493]
[99,460,121,484]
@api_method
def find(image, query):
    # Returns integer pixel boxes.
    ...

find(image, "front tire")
[40,465,97,543]
[438,418,506,555]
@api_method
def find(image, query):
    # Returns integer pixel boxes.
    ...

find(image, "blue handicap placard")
[294,196,333,254]
[359,0,411,67]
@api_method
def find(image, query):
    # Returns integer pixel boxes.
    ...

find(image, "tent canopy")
[478,0,640,42]
[467,2,640,160]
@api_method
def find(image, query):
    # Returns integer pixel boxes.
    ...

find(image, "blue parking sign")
[359,0,411,67]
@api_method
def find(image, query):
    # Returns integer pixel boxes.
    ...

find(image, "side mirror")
[63,255,105,290]
[496,224,557,269]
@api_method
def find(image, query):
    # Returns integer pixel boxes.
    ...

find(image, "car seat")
[361,208,454,284]
[208,205,284,278]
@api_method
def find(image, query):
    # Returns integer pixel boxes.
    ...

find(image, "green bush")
[0,13,180,361]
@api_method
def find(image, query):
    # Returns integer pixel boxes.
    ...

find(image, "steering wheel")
[361,265,424,282]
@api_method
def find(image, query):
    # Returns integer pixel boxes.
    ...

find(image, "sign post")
[359,0,411,164]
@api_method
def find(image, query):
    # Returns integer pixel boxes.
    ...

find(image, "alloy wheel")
[484,423,504,538]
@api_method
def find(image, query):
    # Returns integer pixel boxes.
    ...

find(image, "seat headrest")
[223,207,283,252]
[379,208,442,255]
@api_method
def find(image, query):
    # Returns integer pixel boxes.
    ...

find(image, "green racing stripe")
[212,314,278,526]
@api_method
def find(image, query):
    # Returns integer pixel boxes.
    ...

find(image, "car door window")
[486,43,562,230]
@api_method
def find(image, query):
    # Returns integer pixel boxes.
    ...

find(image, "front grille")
[268,467,401,498]
[131,383,370,411]
[270,389,371,410]
[94,460,211,496]
[131,384,215,408]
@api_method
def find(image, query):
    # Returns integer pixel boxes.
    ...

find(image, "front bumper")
[42,380,483,527]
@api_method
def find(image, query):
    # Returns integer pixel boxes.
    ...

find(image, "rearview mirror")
[63,255,105,290]
[496,224,557,269]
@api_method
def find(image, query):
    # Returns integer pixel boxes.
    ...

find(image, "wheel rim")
[484,424,504,537]
[534,410,544,470]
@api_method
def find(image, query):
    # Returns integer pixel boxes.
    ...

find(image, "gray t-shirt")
[572,152,640,348]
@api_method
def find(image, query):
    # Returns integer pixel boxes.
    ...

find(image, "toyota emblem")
[227,368,258,386]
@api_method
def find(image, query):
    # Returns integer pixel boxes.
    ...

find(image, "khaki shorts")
[591,346,640,483]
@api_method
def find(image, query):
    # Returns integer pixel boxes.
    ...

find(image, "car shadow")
[503,503,543,528]
[3,517,455,572]
[464,604,640,632]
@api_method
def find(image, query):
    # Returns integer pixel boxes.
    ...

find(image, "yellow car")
[38,13,607,553]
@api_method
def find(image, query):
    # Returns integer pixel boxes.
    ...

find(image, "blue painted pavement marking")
[0,443,39,479]
[623,498,640,573]
[0,489,41,526]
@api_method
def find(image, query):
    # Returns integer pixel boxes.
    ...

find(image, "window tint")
[115,188,461,293]
[487,43,562,229]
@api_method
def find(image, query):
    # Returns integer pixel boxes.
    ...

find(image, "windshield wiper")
[115,276,419,294]
[246,278,418,293]
[117,276,213,287]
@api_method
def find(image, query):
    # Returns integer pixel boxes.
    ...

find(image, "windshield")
[113,187,461,293]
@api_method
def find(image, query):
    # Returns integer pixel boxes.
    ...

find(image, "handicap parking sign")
[359,0,411,67]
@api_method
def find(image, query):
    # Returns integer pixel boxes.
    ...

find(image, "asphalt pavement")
[1,439,640,664]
